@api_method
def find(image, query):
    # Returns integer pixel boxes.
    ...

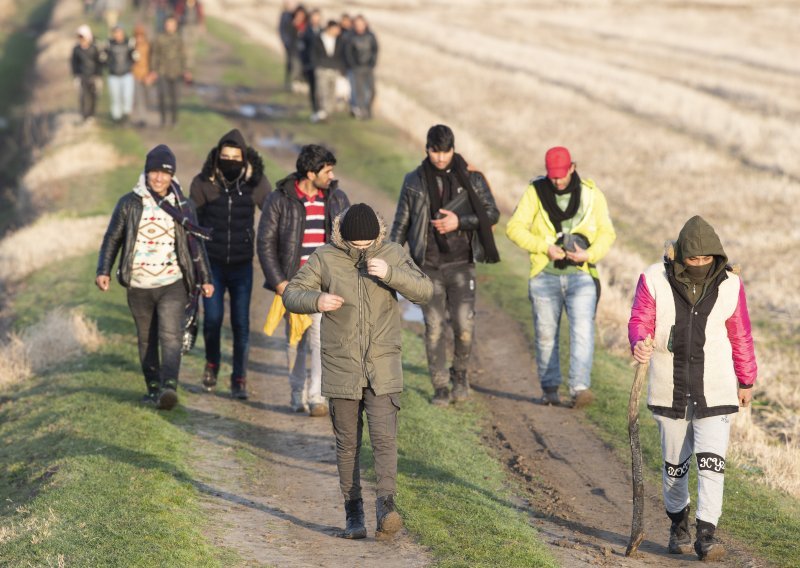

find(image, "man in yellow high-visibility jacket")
[507,146,616,408]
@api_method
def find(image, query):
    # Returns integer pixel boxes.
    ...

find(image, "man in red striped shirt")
[257,145,350,415]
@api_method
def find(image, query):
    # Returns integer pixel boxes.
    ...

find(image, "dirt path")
[146,15,767,568]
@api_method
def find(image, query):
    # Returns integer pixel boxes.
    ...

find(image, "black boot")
[431,386,450,406]
[141,381,160,405]
[202,362,218,392]
[341,499,366,539]
[667,506,693,554]
[375,495,403,539]
[157,378,179,410]
[450,367,470,403]
[695,519,726,561]
[231,376,248,400]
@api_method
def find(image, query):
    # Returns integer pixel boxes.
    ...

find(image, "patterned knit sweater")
[130,175,184,289]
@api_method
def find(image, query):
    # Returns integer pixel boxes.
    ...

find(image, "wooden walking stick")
[625,336,653,556]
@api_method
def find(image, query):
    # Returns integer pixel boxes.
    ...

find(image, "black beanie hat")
[144,144,177,175]
[340,204,380,242]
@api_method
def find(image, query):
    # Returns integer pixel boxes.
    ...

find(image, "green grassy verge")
[0,254,235,567]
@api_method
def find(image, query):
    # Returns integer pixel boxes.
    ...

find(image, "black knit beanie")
[340,204,379,242]
[144,144,177,175]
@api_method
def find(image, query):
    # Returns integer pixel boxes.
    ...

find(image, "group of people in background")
[279,2,379,122]
[88,1,757,560]
[73,0,203,127]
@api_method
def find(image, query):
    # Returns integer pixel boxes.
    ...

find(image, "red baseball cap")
[545,146,572,179]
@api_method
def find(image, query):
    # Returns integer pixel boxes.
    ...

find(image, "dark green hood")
[673,215,728,291]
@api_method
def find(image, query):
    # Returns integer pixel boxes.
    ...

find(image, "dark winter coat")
[71,43,103,78]
[96,187,212,291]
[105,37,136,76]
[344,31,378,68]
[283,214,432,399]
[310,33,345,72]
[390,165,500,267]
[151,31,185,78]
[189,129,272,266]
[256,174,350,292]
[299,26,321,70]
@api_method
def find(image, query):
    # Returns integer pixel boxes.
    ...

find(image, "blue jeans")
[203,262,253,379]
[528,271,597,394]
[107,73,134,120]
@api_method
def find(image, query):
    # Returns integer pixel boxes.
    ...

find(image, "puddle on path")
[257,135,301,153]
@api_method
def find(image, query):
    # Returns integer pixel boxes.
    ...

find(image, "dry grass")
[0,308,102,389]
[0,214,107,282]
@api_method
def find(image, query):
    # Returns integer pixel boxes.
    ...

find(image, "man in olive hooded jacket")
[283,204,432,540]
[628,215,757,561]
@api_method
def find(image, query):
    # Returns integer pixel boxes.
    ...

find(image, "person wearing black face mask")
[190,129,273,400]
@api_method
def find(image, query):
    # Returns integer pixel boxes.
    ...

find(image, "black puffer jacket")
[189,129,272,265]
[256,174,350,292]
[344,31,378,68]
[71,43,103,78]
[390,165,500,267]
[96,189,212,291]
[310,33,345,72]
[105,37,136,76]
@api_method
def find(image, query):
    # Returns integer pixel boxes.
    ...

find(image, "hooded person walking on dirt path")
[96,144,214,410]
[507,146,615,408]
[71,24,103,122]
[283,203,433,540]
[256,144,350,416]
[149,16,189,128]
[190,129,272,400]
[628,215,757,561]
[390,124,500,406]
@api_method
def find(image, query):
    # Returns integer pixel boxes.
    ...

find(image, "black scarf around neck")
[421,153,499,263]
[532,172,582,235]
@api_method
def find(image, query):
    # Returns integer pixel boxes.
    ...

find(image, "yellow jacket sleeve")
[506,184,551,254]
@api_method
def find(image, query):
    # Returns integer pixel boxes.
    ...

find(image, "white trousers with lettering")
[653,403,733,526]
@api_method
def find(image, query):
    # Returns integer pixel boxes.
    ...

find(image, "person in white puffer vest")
[628,215,757,561]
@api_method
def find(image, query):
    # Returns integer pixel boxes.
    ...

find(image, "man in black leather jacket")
[96,145,214,410]
[190,129,272,400]
[256,144,350,415]
[390,125,500,406]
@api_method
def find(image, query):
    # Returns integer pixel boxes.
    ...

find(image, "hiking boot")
[450,367,470,403]
[695,519,726,561]
[290,389,308,413]
[667,506,693,554]
[157,379,179,410]
[431,386,451,406]
[230,377,248,400]
[537,386,561,406]
[309,402,329,417]
[140,392,157,406]
[572,388,594,409]
[375,495,403,539]
[341,499,367,539]
[202,362,219,392]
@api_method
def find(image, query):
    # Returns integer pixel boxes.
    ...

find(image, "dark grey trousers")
[330,388,400,500]
[127,280,187,392]
[421,262,476,388]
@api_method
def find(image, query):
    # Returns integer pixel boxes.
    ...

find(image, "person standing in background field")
[256,145,350,416]
[150,16,188,128]
[300,9,322,119]
[190,129,272,400]
[71,25,103,123]
[344,15,378,120]
[104,25,136,124]
[102,0,126,31]
[278,1,295,90]
[391,125,500,406]
[131,24,152,127]
[96,144,214,410]
[175,0,205,77]
[506,146,616,408]
[287,6,308,92]
[283,203,433,540]
[310,20,345,123]
[628,215,757,561]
